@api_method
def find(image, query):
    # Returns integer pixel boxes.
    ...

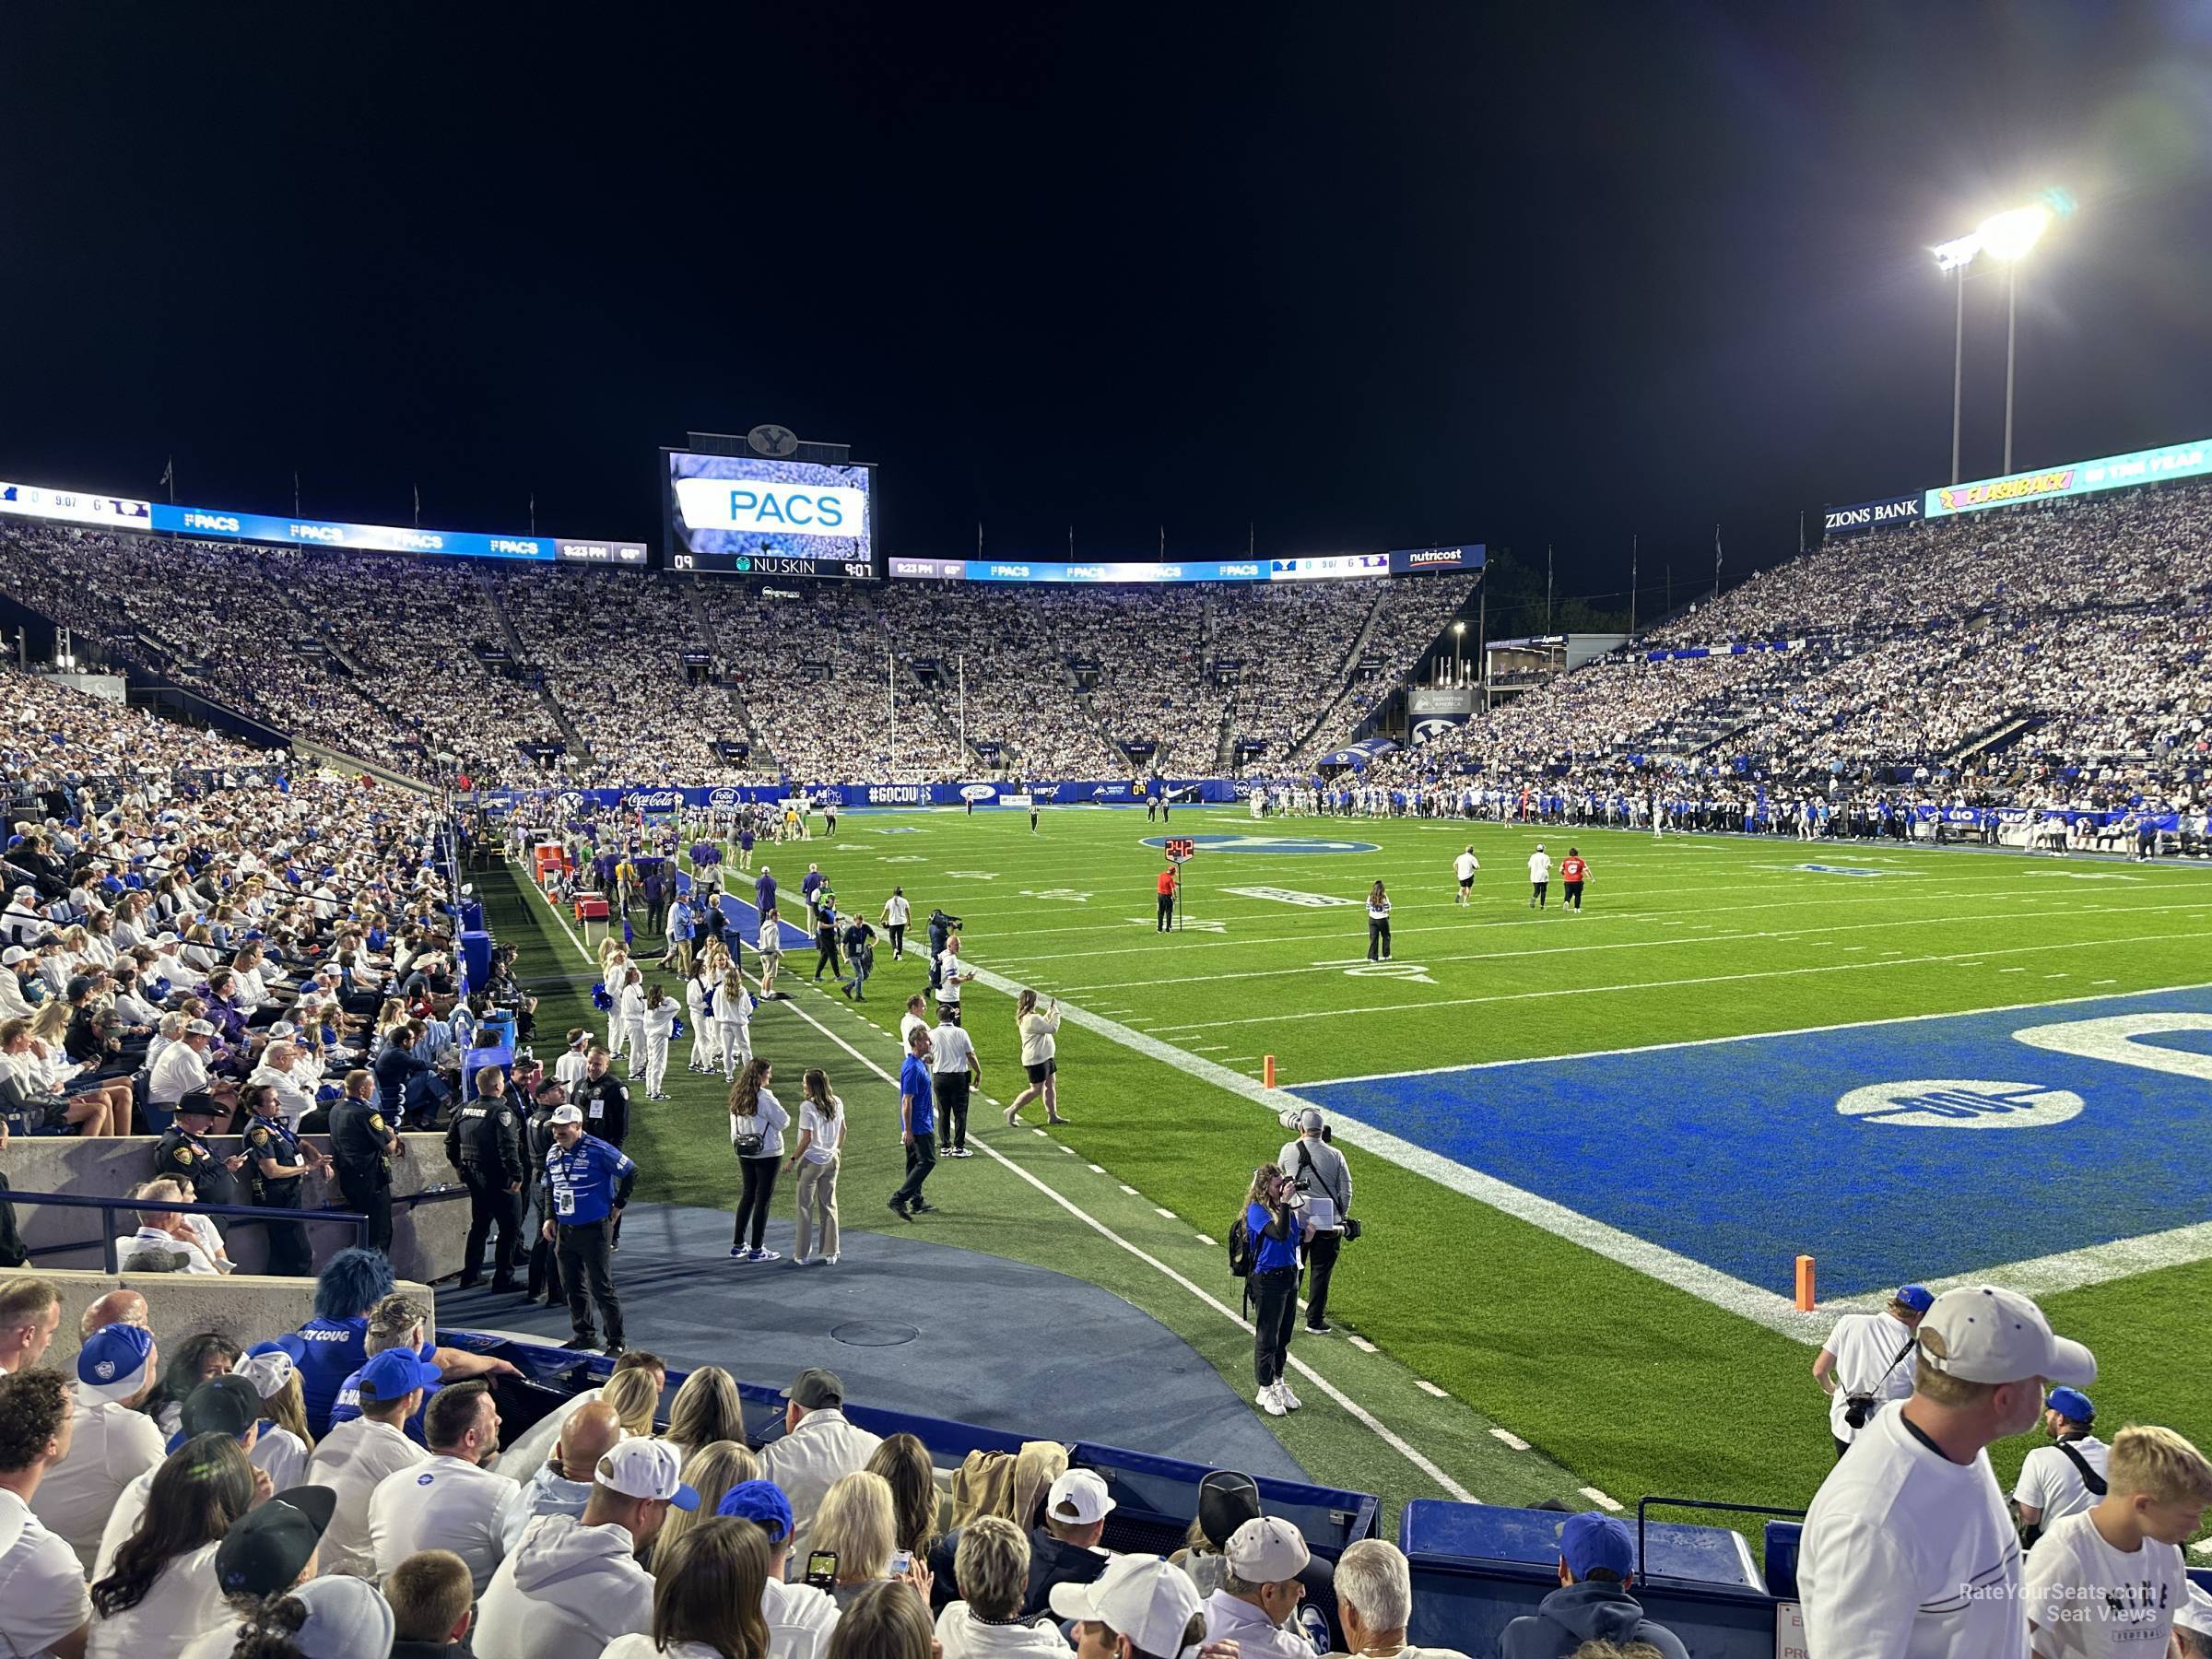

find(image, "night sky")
[6,3,2211,603]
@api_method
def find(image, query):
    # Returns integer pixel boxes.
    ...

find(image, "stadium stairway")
[475,563,590,756]
[436,1197,1308,1478]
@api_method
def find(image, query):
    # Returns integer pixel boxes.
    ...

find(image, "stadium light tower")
[1931,201,2054,480]
[1453,619,1465,686]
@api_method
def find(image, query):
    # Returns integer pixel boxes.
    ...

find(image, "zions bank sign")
[1821,493,1923,540]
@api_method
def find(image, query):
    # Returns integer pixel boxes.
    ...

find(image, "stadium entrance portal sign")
[1141,834,1380,854]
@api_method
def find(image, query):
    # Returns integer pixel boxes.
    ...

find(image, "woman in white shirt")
[234,1347,315,1492]
[727,1058,791,1264]
[1004,989,1066,1127]
[617,968,648,1082]
[1366,879,1392,961]
[639,983,678,1101]
[599,1514,773,1659]
[786,1068,846,1266]
[87,1432,257,1659]
[714,969,755,1079]
[685,965,720,1076]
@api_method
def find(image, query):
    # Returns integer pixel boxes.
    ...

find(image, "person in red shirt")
[1155,865,1178,932]
[1560,848,1588,912]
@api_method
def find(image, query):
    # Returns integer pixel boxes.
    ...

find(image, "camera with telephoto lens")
[929,908,962,932]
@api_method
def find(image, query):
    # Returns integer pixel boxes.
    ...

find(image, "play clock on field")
[1164,838,1195,863]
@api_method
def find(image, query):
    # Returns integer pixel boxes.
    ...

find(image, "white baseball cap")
[1051,1554,1202,1653]
[1917,1285,2095,1387]
[1225,1515,1311,1582]
[549,1102,583,1125]
[596,1439,698,1509]
[1047,1468,1116,1525]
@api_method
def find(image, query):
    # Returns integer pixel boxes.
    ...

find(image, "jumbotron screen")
[661,450,876,579]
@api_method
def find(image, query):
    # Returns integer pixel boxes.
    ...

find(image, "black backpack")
[1228,1212,1257,1280]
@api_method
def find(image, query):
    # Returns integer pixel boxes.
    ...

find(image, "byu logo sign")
[1836,1078,2086,1130]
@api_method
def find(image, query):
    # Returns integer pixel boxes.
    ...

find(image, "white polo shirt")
[935,950,965,1003]
[305,1416,429,1578]
[368,1452,524,1594]
[1453,852,1478,882]
[930,1023,978,1078]
[29,1395,168,1571]
[1527,852,1551,884]
[1797,1404,2027,1659]
[0,1488,92,1659]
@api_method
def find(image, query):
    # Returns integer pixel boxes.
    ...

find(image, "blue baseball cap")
[356,1347,443,1405]
[2046,1386,2095,1423]
[1897,1285,1936,1314]
[717,1479,794,1541]
[1560,1512,1636,1581]
[77,1323,156,1404]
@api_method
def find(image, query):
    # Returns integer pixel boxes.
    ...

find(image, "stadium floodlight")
[1975,205,2051,262]
[1933,200,2060,480]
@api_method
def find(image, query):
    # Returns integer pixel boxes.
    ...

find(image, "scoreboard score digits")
[662,449,877,579]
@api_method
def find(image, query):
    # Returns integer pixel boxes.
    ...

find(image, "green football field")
[484,806,2212,1542]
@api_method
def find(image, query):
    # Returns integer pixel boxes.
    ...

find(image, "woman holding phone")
[1004,989,1066,1127]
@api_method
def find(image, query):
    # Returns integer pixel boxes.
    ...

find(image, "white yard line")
[521,870,1475,1498]
[1143,931,2212,1037]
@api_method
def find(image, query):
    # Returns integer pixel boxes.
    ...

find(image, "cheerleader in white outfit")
[616,967,648,1079]
[716,968,755,1078]
[685,965,720,1074]
[639,983,677,1100]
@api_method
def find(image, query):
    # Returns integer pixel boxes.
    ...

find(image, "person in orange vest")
[1155,865,1178,932]
[1560,848,1588,913]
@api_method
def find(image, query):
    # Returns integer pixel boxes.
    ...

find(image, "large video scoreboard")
[660,449,877,579]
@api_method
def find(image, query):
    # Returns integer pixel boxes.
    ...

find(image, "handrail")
[4,1184,473,1274]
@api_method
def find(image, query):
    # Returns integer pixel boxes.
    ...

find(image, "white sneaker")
[1277,1378,1302,1410]
[1256,1383,1287,1418]
[824,1253,840,1265]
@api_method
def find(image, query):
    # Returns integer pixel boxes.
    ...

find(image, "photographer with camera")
[1242,1163,1312,1418]
[1277,1108,1354,1335]
[1812,1282,1932,1458]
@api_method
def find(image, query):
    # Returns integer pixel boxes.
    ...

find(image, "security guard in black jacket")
[328,1067,405,1255]
[153,1090,244,1239]
[445,1065,526,1291]
[240,1081,327,1277]
[524,1081,568,1306]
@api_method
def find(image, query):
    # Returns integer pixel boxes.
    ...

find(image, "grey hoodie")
[501,1460,595,1552]
[1500,1582,1690,1659]
[473,1514,654,1659]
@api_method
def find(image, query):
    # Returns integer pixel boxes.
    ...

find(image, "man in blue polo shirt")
[541,1101,635,1355]
[887,1026,937,1221]
[754,865,777,924]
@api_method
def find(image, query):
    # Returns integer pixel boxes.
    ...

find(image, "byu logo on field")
[1141,834,1380,855]
[1836,1077,2085,1130]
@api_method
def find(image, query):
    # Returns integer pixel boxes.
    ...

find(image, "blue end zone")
[673,871,817,951]
[1303,986,2212,1297]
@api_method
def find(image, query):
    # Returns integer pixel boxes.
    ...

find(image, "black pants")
[259,1206,313,1277]
[1530,881,1547,909]
[1303,1230,1342,1328]
[463,1171,524,1285]
[935,1072,971,1153]
[1252,1266,1299,1385]
[814,938,841,978]
[1564,881,1583,911]
[1367,917,1390,960]
[732,1155,781,1250]
[888,924,905,959]
[1157,892,1174,930]
[557,1218,622,1346]
[527,1190,563,1302]
[337,1170,394,1255]
[891,1135,937,1209]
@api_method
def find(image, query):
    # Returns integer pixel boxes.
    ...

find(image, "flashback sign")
[1924,435,2212,518]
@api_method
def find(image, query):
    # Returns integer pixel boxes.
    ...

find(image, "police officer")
[541,1101,635,1354]
[153,1088,244,1239]
[524,1079,568,1308]
[241,1080,328,1277]
[329,1066,406,1255]
[445,1064,527,1292]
